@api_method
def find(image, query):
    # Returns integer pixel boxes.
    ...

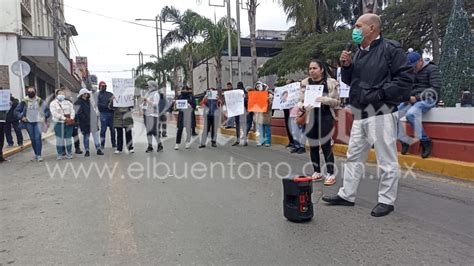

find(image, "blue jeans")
[26,122,42,156]
[258,124,271,145]
[100,112,116,148]
[54,122,73,155]
[83,131,101,151]
[290,119,306,149]
[398,100,434,143]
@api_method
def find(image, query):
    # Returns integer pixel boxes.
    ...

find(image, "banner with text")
[272,82,300,110]
[303,85,324,108]
[224,90,244,117]
[112,78,135,107]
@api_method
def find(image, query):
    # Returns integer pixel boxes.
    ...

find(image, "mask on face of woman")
[57,95,65,101]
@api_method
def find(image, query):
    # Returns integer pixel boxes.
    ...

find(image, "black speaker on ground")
[282,176,313,222]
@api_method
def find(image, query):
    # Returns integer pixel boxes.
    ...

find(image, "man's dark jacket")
[342,37,414,119]
[97,90,114,113]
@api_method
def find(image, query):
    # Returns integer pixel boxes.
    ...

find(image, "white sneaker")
[56,155,62,161]
[128,149,135,154]
[185,142,191,149]
[265,144,270,147]
[114,150,122,154]
[174,144,179,150]
[66,154,73,159]
[36,156,43,162]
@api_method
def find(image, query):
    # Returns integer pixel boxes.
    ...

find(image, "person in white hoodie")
[50,89,76,160]
[142,81,163,152]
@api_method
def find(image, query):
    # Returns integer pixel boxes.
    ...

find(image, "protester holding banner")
[298,59,340,186]
[252,82,273,147]
[50,89,75,160]
[231,82,248,146]
[283,80,296,149]
[175,87,196,150]
[14,86,51,162]
[97,81,116,149]
[142,81,163,153]
[199,87,222,148]
[74,88,104,157]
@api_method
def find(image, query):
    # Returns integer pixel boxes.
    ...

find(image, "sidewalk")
[3,129,54,159]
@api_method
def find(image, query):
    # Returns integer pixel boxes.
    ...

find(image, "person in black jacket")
[231,81,249,146]
[5,94,24,147]
[398,52,441,158]
[97,81,116,149]
[158,88,168,137]
[174,87,196,150]
[322,14,414,217]
[74,88,104,157]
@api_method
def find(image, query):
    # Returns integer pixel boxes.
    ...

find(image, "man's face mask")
[352,28,364,45]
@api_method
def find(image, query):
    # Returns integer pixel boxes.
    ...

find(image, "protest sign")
[337,67,350,98]
[224,90,244,117]
[303,85,324,108]
[176,99,188,109]
[206,90,218,100]
[248,91,269,112]
[272,82,300,109]
[112,78,135,107]
[0,89,11,111]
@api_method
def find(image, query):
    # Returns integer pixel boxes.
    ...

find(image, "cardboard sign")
[272,82,300,110]
[176,99,188,109]
[224,90,244,117]
[112,78,135,107]
[303,85,324,108]
[337,67,350,98]
[0,90,11,111]
[248,91,269,113]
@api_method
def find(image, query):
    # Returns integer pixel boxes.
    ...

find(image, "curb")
[4,132,55,159]
[217,127,474,182]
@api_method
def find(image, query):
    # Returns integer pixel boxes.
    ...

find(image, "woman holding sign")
[298,59,340,186]
[175,88,196,150]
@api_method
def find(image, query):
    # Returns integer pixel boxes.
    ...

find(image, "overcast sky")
[65,0,292,86]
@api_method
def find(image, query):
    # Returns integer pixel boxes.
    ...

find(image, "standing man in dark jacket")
[97,81,116,149]
[5,94,23,147]
[398,52,441,158]
[322,14,414,217]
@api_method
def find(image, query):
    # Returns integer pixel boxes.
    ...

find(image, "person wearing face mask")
[142,81,163,153]
[398,52,441,158]
[74,88,104,157]
[97,81,116,149]
[50,89,76,160]
[14,86,50,162]
[174,87,196,150]
[322,14,414,217]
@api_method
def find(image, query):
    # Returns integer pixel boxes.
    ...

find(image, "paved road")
[1,122,473,264]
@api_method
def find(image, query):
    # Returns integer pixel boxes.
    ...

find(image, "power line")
[63,4,173,31]
[70,36,81,57]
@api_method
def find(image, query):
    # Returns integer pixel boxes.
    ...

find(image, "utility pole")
[136,17,162,59]
[52,0,60,91]
[236,0,242,83]
[226,0,233,84]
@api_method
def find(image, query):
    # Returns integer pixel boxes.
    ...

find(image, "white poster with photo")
[206,90,218,100]
[304,85,324,108]
[224,90,244,118]
[176,99,188,109]
[0,90,11,111]
[112,78,135,107]
[273,82,301,110]
[337,67,350,98]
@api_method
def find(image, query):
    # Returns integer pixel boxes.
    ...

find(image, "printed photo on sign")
[224,90,244,117]
[176,100,188,109]
[303,85,324,108]
[112,78,135,107]
[0,90,11,111]
[272,82,300,110]
[337,67,350,98]
[207,90,218,100]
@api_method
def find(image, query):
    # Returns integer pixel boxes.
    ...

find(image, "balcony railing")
[21,0,32,16]
[22,23,33,36]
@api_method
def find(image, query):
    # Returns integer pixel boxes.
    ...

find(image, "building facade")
[0,0,80,99]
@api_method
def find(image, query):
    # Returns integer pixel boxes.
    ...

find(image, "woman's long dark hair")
[309,59,329,82]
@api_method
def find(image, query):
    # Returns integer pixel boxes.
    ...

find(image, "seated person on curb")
[398,51,441,159]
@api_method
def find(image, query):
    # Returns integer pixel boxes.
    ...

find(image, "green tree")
[439,0,473,107]
[161,6,212,91]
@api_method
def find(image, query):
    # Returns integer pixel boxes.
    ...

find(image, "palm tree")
[200,17,237,89]
[160,6,212,91]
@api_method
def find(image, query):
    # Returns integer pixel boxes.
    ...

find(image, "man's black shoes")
[371,203,394,217]
[321,195,355,206]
